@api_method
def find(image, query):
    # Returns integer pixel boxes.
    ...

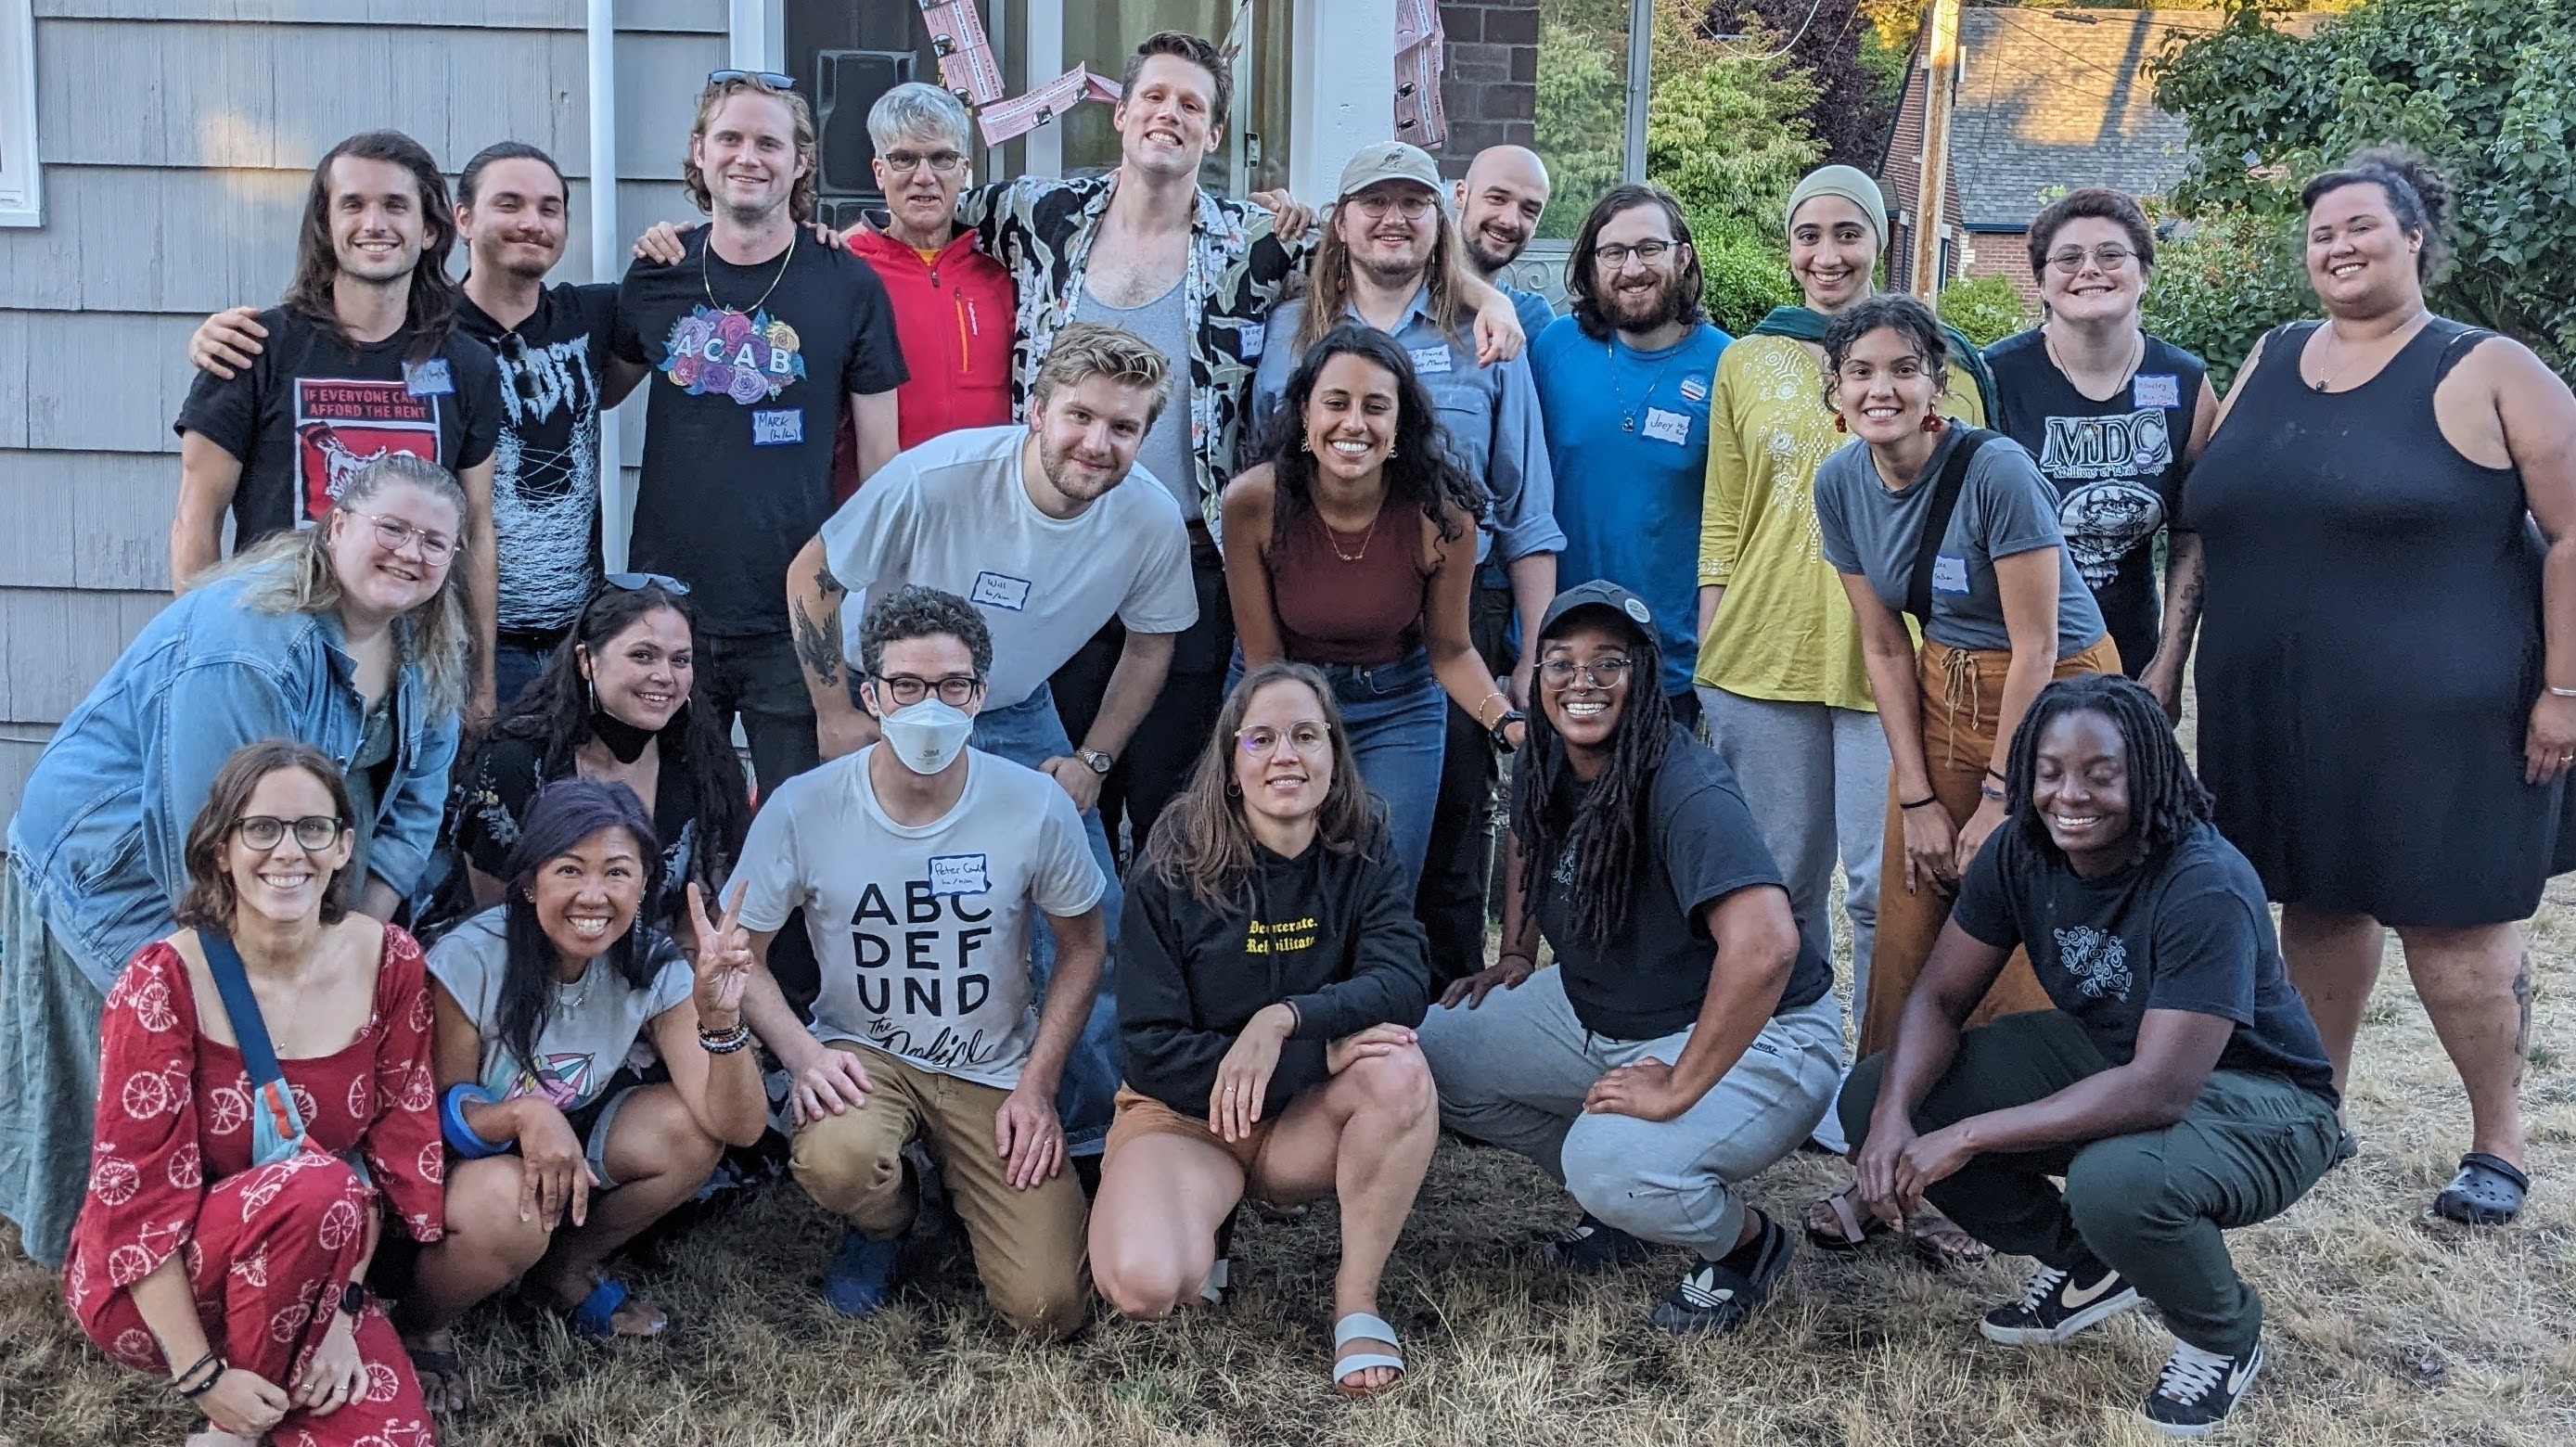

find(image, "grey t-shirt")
[427,908,695,1111]
[1814,428,2107,656]
[1081,276,1196,517]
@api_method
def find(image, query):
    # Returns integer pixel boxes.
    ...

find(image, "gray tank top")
[1079,276,1196,515]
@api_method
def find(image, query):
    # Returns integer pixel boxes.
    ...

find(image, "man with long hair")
[610,71,907,797]
[172,129,506,716]
[1532,183,1729,730]
[186,142,662,706]
[1248,139,1562,988]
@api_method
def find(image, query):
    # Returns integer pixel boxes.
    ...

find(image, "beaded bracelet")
[698,1022,754,1055]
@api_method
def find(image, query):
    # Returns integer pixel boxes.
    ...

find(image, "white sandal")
[1331,1311,1406,1398]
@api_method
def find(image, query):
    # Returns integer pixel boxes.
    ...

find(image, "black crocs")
[2432,1151,2529,1225]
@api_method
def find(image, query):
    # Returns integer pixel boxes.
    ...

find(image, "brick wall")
[1438,0,1540,177]
[1964,230,2041,314]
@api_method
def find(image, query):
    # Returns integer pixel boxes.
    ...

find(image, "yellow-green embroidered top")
[1694,334,1988,711]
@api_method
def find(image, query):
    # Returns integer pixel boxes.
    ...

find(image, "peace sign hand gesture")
[686,880,754,1033]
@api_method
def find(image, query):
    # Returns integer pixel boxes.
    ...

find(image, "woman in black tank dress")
[2185,147,2576,1226]
[1986,187,2219,711]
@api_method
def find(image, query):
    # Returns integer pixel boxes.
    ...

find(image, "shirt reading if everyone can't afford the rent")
[736,746,1105,1089]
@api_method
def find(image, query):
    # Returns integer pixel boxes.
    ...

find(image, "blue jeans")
[493,632,567,714]
[1233,647,1449,892]
[968,685,1123,1156]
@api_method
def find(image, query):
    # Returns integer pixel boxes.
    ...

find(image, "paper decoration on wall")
[977,66,1126,146]
[1394,0,1448,148]
[916,0,1005,105]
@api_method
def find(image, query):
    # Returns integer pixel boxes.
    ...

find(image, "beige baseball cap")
[1336,141,1447,205]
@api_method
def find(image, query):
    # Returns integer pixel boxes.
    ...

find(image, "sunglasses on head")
[601,572,690,596]
[709,68,796,90]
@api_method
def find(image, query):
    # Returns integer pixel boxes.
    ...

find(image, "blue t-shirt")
[1530,315,1731,695]
[1505,285,1557,343]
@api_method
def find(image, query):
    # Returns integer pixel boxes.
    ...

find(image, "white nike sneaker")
[1979,1261,2142,1345]
[2140,1338,2265,1437]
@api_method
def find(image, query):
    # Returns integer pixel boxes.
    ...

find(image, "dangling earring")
[1920,413,1947,435]
[1832,413,1847,433]
[1224,779,1242,798]
[1387,444,1399,460]
[1301,432,1314,453]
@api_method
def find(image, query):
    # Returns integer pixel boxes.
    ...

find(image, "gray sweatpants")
[1417,967,1843,1256]
[1697,686,1890,1010]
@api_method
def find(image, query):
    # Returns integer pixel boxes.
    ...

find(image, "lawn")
[6,859,2569,1447]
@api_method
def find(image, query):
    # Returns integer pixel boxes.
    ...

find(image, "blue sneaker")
[822,1227,904,1318]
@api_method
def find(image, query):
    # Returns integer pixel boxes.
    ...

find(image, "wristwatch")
[1489,708,1526,754]
[339,1281,365,1320]
[1075,748,1114,775]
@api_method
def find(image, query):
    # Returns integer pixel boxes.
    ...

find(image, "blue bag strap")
[199,929,286,1091]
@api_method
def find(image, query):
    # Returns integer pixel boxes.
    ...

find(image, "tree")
[1702,0,1903,169]
[2152,0,2576,373]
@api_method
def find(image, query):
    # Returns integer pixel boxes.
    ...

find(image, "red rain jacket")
[836,220,1016,502]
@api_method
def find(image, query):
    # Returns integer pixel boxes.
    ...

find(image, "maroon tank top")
[1267,496,1431,665]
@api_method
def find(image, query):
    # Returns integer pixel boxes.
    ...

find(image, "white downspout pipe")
[587,0,627,569]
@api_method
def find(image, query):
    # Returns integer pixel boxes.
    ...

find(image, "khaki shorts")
[1105,1084,1275,1175]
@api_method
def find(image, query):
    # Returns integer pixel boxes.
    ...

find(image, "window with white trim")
[0,0,37,227]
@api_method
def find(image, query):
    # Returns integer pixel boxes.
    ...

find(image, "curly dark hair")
[1260,325,1486,556]
[2027,186,2156,277]
[2301,143,2454,284]
[1563,183,1709,342]
[484,581,750,897]
[2005,674,2212,868]
[493,779,677,1081]
[1511,608,1675,950]
[857,583,993,681]
[283,131,459,365]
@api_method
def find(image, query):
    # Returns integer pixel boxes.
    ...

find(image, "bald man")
[1455,145,1555,338]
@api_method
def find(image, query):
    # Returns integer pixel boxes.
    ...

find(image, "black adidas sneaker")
[1647,1209,1790,1335]
[1980,1261,2143,1345]
[2140,1338,2265,1437]
[1547,1211,1650,1274]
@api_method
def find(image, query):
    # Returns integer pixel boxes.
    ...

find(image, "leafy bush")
[1936,274,2030,349]
[2140,205,2309,387]
[1693,216,1802,334]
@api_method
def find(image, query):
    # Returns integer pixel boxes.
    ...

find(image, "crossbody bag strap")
[199,929,310,1164]
[1905,428,2001,626]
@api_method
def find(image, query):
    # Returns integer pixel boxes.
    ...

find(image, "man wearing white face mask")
[735,585,1107,1334]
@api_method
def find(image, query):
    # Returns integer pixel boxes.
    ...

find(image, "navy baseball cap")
[1537,580,1656,643]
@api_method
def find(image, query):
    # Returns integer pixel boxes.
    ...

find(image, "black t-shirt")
[443,730,702,930]
[457,282,620,634]
[612,229,907,635]
[1524,727,1834,1040]
[1985,328,2206,676]
[1952,818,2339,1102]
[174,308,502,549]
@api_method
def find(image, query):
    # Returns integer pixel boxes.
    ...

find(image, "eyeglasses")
[708,68,796,89]
[1539,656,1634,688]
[874,672,981,707]
[350,511,456,564]
[234,815,347,852]
[601,571,691,596]
[1349,191,1436,221]
[2046,245,2135,275]
[1236,723,1333,758]
[1594,240,1679,270]
[880,149,966,176]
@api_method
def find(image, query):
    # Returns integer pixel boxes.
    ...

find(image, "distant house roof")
[1882,8,2331,236]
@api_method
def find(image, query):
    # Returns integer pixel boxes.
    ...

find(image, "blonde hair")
[211,453,474,716]
[1030,321,1176,426]
[684,74,819,224]
[1297,200,1472,357]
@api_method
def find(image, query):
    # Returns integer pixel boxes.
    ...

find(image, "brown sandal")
[1900,1208,1993,1270]
[1803,1182,1890,1251]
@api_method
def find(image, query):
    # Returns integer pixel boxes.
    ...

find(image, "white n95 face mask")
[877,698,975,775]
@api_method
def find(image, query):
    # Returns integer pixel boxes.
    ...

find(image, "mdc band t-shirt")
[173,307,503,550]
[614,228,907,636]
[736,746,1105,1088]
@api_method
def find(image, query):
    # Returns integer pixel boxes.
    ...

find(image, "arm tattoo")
[793,599,844,689]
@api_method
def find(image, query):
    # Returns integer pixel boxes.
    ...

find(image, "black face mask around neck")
[586,706,660,763]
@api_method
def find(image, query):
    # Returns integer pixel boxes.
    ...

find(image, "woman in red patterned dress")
[63,740,446,1447]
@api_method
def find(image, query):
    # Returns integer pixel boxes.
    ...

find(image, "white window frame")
[1,0,40,228]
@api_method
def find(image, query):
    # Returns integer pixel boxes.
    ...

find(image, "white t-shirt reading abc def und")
[737,745,1106,1089]
[816,423,1198,711]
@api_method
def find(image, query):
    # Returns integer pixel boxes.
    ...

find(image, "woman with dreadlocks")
[1418,582,1842,1337]
[1842,675,2341,1438]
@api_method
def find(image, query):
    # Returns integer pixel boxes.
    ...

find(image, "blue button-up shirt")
[8,565,459,989]
[1245,287,1563,574]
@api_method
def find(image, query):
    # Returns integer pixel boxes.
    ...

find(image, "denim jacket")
[6,566,460,991]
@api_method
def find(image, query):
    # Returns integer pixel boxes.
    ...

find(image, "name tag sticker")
[2133,373,2181,408]
[927,853,991,898]
[751,408,803,446]
[1409,344,1454,376]
[402,358,455,396]
[1931,554,1972,595]
[1240,322,1266,360]
[968,570,1033,611]
[1642,407,1692,445]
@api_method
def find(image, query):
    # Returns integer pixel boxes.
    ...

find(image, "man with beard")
[782,323,1196,1163]
[1532,184,1730,729]
[1455,145,1557,340]
[1248,140,1560,988]
[614,71,906,797]
[184,144,661,706]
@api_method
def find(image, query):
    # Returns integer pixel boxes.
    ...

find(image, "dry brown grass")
[6,865,2571,1447]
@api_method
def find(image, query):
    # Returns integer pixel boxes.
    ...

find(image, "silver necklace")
[1608,336,1687,432]
[2042,325,2144,403]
